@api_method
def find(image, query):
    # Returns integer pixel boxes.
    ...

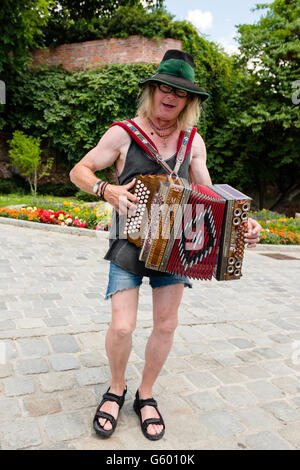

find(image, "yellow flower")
[58,214,65,221]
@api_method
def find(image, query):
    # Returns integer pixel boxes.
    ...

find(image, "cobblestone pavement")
[0,223,300,450]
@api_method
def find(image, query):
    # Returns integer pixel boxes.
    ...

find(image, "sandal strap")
[138,398,157,409]
[95,410,116,427]
[142,417,164,431]
[102,392,124,405]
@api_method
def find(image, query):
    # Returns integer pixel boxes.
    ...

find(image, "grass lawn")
[0,192,89,208]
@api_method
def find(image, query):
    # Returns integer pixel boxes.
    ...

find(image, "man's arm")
[69,126,139,212]
[189,132,212,185]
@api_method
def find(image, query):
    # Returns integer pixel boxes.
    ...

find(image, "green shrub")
[74,190,100,202]
[0,178,19,194]
[7,130,54,197]
[37,182,78,197]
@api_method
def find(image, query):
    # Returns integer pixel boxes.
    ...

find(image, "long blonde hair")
[136,83,202,131]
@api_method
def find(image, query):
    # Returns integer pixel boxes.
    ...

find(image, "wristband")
[101,182,109,200]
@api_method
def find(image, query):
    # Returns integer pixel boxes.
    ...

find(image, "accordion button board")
[121,175,252,281]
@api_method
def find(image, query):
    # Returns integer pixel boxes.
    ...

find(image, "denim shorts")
[105,261,192,300]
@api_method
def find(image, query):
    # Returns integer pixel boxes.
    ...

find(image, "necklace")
[148,118,177,147]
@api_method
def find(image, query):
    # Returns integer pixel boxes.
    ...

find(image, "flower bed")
[250,209,300,245]
[0,200,112,231]
[1,202,299,245]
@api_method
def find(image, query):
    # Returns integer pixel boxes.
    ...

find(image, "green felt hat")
[139,49,210,101]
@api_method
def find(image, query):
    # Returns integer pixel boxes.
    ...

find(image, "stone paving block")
[50,354,81,371]
[0,310,22,321]
[235,350,265,363]
[17,358,49,375]
[236,406,279,429]
[79,352,108,368]
[228,338,256,349]
[187,390,225,412]
[18,338,49,357]
[0,363,13,379]
[211,352,244,368]
[271,376,300,395]
[3,376,35,397]
[47,308,72,318]
[23,396,62,417]
[263,400,300,422]
[246,380,283,401]
[208,340,238,352]
[45,411,86,442]
[235,365,272,380]
[217,385,258,407]
[16,318,46,329]
[176,325,204,342]
[269,335,293,345]
[166,413,214,449]
[194,325,226,339]
[261,361,296,377]
[186,341,215,354]
[211,367,246,385]
[44,317,69,327]
[58,389,97,411]
[292,397,300,408]
[0,418,42,449]
[215,324,249,338]
[0,398,22,423]
[0,320,15,330]
[75,367,108,386]
[245,431,291,450]
[165,357,193,373]
[185,370,221,389]
[278,421,300,449]
[49,335,80,354]
[156,373,197,395]
[187,354,221,370]
[200,410,244,437]
[39,371,76,392]
[76,332,105,350]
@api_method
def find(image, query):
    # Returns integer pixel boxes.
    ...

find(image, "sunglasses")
[156,83,189,98]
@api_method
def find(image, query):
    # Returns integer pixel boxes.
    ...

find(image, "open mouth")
[162,103,175,109]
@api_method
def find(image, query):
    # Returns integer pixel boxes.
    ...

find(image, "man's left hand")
[244,217,262,248]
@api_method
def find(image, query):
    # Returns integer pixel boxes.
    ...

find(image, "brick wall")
[30,36,182,71]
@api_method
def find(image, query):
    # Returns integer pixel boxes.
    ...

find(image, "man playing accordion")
[70,50,261,441]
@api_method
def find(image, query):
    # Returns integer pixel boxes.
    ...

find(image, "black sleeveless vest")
[104,137,191,276]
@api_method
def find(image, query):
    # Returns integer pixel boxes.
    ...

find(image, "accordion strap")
[110,119,196,178]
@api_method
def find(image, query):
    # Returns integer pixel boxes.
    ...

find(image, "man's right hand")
[104,178,139,215]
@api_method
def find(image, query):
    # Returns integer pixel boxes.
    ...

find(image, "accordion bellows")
[121,175,251,281]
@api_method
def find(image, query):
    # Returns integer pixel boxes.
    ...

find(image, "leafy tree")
[0,0,54,74]
[47,0,164,20]
[7,130,54,197]
[208,0,300,209]
[42,0,165,47]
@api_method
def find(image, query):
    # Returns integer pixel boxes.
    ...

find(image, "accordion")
[121,175,251,281]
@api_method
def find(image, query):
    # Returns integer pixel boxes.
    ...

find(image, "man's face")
[152,84,188,121]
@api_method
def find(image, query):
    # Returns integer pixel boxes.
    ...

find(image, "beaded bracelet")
[100,182,109,200]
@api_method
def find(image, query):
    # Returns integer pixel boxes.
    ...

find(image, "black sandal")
[93,386,127,438]
[133,390,165,441]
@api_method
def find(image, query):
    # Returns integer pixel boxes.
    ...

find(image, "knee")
[110,322,136,338]
[154,312,178,336]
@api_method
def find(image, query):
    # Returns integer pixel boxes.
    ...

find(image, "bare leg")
[138,283,184,436]
[99,287,139,431]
